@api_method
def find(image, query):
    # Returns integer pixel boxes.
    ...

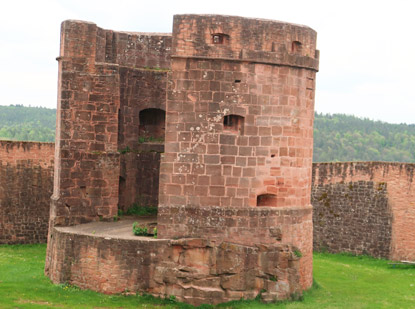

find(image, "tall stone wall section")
[158,15,319,290]
[312,162,415,261]
[118,65,168,210]
[0,141,54,244]
[50,20,171,228]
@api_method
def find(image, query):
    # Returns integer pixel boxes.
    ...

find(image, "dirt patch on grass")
[17,299,61,307]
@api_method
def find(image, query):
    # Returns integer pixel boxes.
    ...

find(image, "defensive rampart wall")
[0,141,54,244]
[3,141,414,265]
[312,162,415,261]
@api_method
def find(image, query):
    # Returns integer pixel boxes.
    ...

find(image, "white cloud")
[0,0,414,123]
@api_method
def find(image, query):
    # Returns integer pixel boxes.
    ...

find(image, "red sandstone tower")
[158,15,319,289]
[46,15,319,305]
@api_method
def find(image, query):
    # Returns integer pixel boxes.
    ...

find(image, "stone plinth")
[45,219,301,306]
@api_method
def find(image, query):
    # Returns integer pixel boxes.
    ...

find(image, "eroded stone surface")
[0,141,54,244]
[45,223,301,306]
[312,162,415,261]
[46,14,319,305]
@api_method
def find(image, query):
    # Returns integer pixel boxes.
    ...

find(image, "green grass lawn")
[0,244,414,308]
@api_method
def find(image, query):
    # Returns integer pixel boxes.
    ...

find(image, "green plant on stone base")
[294,249,303,258]
[270,275,278,282]
[132,222,148,236]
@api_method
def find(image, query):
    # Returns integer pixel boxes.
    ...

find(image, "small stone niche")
[223,115,244,135]
[139,108,165,141]
[257,194,278,207]
[291,41,302,54]
[212,33,229,45]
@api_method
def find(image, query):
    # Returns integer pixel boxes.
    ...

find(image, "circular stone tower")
[158,14,319,289]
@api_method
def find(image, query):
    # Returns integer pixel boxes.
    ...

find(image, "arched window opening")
[291,41,302,54]
[257,194,277,207]
[212,33,230,45]
[139,108,165,141]
[223,114,244,135]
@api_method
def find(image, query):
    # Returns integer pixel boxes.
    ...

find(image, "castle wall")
[118,67,168,210]
[51,20,171,226]
[0,141,54,244]
[119,144,163,209]
[5,142,413,262]
[47,15,319,304]
[158,15,319,290]
[312,162,415,261]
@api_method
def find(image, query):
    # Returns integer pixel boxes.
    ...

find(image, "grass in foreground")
[0,245,414,308]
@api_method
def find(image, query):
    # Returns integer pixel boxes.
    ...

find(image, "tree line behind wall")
[0,105,55,142]
[1,105,414,163]
[314,113,415,162]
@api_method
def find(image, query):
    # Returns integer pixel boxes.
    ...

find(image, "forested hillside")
[1,106,414,163]
[314,113,415,162]
[0,105,55,142]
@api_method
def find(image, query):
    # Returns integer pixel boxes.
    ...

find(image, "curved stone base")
[158,205,313,289]
[45,220,302,306]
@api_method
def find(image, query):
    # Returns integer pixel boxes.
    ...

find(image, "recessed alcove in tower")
[292,41,302,54]
[257,193,278,207]
[139,108,165,141]
[212,33,229,45]
[223,114,244,135]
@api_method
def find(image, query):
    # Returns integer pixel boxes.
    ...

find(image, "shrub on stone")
[132,222,148,236]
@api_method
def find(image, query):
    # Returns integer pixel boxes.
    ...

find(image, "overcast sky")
[1,0,414,124]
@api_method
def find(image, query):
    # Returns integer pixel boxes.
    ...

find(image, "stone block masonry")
[158,14,319,291]
[312,162,415,261]
[46,221,302,306]
[5,142,414,264]
[0,141,54,244]
[50,20,171,227]
[46,14,319,305]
